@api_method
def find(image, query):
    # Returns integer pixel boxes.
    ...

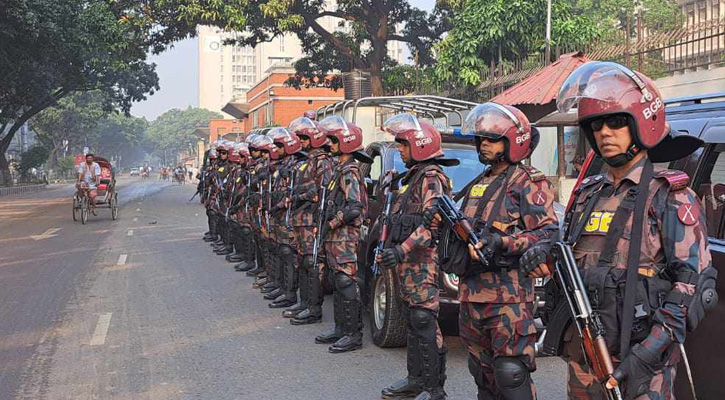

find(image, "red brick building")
[222,64,344,132]
[208,119,245,142]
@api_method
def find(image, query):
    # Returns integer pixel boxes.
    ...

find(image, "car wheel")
[369,268,407,348]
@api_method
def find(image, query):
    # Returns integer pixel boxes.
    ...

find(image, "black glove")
[228,205,239,214]
[612,344,659,400]
[319,223,332,240]
[520,242,551,275]
[380,246,405,269]
[422,204,439,229]
[480,233,503,260]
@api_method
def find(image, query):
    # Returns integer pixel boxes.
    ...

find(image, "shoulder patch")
[654,169,690,191]
[520,165,546,182]
[575,174,605,194]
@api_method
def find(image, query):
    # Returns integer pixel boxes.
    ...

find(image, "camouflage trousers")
[459,301,538,397]
[294,226,315,255]
[323,225,360,281]
[563,329,678,400]
[274,218,297,248]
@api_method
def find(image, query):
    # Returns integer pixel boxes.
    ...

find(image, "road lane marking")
[127,230,134,236]
[133,217,138,222]
[136,208,141,212]
[117,254,127,265]
[90,313,112,346]
[30,227,62,241]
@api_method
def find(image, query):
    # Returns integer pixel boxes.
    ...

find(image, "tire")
[81,197,88,225]
[72,196,78,221]
[369,267,408,348]
[111,193,118,220]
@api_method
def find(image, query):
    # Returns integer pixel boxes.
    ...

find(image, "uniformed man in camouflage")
[314,115,370,353]
[202,144,220,242]
[287,117,335,323]
[246,135,273,281]
[267,128,306,308]
[433,102,559,399]
[525,61,714,400]
[257,136,282,294]
[377,114,458,400]
[233,138,260,272]
[226,142,254,269]
[211,141,238,256]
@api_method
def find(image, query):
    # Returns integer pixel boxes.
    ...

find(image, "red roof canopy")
[492,52,591,107]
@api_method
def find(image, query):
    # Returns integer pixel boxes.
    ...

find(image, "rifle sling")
[469,165,515,226]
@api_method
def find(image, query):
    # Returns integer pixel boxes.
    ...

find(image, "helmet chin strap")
[602,143,640,167]
[478,151,506,166]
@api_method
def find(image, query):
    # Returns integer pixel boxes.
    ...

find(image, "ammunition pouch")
[437,227,472,276]
[583,266,672,356]
[386,214,425,245]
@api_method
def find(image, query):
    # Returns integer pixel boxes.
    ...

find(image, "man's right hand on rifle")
[520,242,554,279]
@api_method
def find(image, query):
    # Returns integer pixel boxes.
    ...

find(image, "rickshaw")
[72,157,119,223]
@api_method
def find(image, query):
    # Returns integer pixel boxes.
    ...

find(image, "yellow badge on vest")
[584,212,614,234]
[399,184,409,194]
[218,167,225,172]
[299,163,308,171]
[273,171,279,178]
[236,177,241,183]
[469,184,489,198]
[328,180,336,190]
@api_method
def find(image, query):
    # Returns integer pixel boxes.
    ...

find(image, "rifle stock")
[436,195,488,267]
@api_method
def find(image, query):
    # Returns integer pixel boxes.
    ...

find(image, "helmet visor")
[289,117,317,134]
[319,115,349,135]
[267,127,292,143]
[557,61,642,113]
[462,103,520,138]
[382,114,424,138]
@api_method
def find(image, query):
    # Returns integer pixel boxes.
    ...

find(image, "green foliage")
[383,65,439,95]
[18,145,50,177]
[146,107,222,155]
[56,156,77,177]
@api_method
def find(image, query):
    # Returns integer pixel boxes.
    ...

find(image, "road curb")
[0,184,47,197]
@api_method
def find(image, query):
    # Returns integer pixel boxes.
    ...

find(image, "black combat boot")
[270,246,297,308]
[263,287,284,300]
[292,259,324,325]
[410,308,447,400]
[328,295,363,353]
[382,331,423,399]
[313,291,342,339]
[283,263,308,317]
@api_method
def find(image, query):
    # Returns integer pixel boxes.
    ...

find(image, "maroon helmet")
[319,115,363,154]
[383,114,444,162]
[268,127,302,155]
[557,61,666,155]
[462,102,537,163]
[304,110,317,120]
[289,117,327,148]
[257,136,279,160]
[235,142,250,163]
[208,149,218,159]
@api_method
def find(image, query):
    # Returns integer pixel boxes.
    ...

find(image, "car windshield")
[393,146,487,193]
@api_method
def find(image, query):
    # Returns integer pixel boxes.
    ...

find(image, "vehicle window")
[392,147,487,193]
[369,153,383,181]
[698,149,725,238]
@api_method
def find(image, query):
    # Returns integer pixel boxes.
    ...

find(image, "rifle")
[372,191,393,277]
[265,172,272,228]
[188,189,200,202]
[284,172,295,228]
[311,186,327,265]
[551,241,623,400]
[436,194,489,267]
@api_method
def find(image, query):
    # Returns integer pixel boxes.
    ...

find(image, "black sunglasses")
[478,135,504,143]
[590,114,629,131]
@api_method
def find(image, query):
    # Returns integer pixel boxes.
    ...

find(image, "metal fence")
[0,184,47,197]
[471,17,725,102]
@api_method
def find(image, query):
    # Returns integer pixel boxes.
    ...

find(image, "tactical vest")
[569,165,690,356]
[386,164,447,245]
[325,160,367,224]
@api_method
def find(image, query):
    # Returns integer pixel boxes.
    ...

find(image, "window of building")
[713,1,721,20]
[232,55,236,62]
[699,1,707,23]
[242,65,247,73]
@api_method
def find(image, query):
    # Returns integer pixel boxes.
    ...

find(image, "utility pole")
[545,0,552,64]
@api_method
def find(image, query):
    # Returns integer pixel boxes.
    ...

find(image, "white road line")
[135,208,141,212]
[127,230,134,236]
[90,313,112,346]
[133,217,138,222]
[117,254,127,265]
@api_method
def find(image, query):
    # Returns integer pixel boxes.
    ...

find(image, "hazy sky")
[131,0,436,121]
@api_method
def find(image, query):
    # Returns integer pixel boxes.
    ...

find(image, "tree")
[91,113,149,164]
[434,0,603,87]
[146,107,221,163]
[434,0,681,88]
[18,144,50,179]
[149,0,453,96]
[0,0,159,185]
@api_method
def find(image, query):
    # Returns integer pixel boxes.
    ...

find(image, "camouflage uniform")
[229,162,255,266]
[458,165,558,399]
[209,159,233,249]
[386,162,451,396]
[247,158,269,279]
[260,158,282,293]
[565,159,711,400]
[268,154,303,307]
[289,148,335,322]
[321,158,367,349]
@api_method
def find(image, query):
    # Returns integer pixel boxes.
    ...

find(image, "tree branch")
[314,11,356,22]
[304,16,367,69]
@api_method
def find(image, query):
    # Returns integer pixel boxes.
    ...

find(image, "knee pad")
[280,245,295,257]
[302,255,315,270]
[241,226,252,237]
[409,308,436,334]
[493,357,533,400]
[334,272,357,300]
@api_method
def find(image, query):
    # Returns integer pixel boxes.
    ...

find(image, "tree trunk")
[370,66,384,97]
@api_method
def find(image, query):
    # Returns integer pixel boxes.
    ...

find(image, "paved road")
[0,177,567,399]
